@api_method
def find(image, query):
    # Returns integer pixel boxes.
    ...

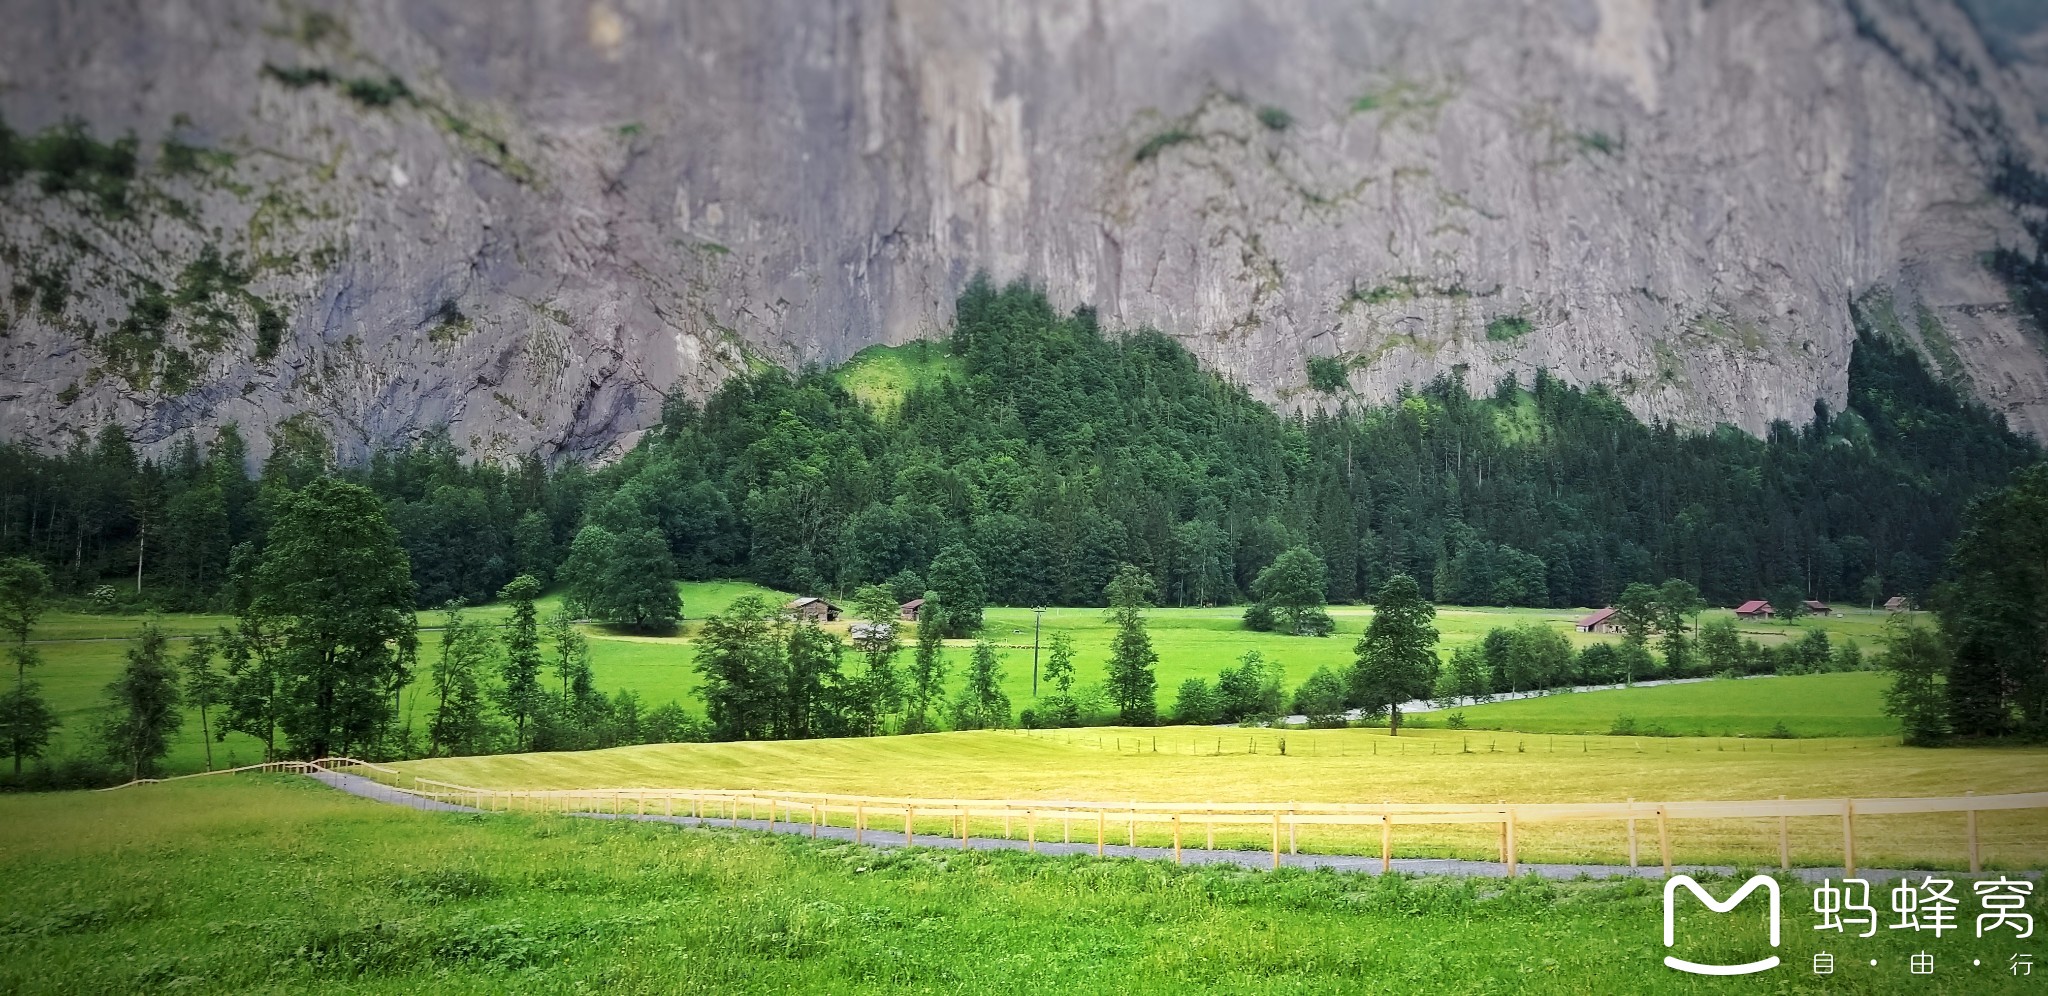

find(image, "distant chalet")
[1734,600,1774,620]
[1574,607,1621,633]
[787,597,841,623]
[1884,595,1911,613]
[1803,599,1833,617]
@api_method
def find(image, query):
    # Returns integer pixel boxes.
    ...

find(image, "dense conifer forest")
[0,279,2037,616]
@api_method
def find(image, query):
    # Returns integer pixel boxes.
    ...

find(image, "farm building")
[1575,607,1621,633]
[1734,600,1774,620]
[1803,599,1833,616]
[1885,595,1911,612]
[787,597,842,623]
[899,597,925,621]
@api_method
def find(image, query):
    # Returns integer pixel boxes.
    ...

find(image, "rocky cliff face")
[3,0,2047,462]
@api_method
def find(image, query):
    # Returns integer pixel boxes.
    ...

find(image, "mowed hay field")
[22,581,1911,775]
[391,727,2048,873]
[1445,672,1896,737]
[4,777,2045,995]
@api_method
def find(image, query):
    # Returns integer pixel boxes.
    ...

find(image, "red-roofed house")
[1734,600,1774,620]
[1575,607,1621,633]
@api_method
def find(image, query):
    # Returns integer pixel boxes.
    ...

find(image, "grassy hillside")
[831,340,961,411]
[1443,672,1896,738]
[16,586,1912,776]
[2,776,2041,994]
[389,727,2048,870]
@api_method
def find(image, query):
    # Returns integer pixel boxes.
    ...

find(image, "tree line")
[0,281,2037,629]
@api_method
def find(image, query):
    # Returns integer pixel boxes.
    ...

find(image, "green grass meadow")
[1,776,2041,994]
[15,584,1914,775]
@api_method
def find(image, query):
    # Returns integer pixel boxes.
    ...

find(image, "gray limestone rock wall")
[1,0,2045,462]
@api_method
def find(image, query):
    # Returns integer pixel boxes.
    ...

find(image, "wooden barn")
[1574,607,1621,634]
[899,597,925,622]
[1884,595,1911,613]
[1734,599,1774,620]
[787,597,842,623]
[1803,599,1833,617]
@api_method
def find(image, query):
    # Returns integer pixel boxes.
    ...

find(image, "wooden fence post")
[856,804,865,844]
[904,806,914,846]
[1128,805,1136,847]
[1173,813,1182,864]
[1270,813,1281,869]
[1380,803,1392,874]
[812,803,820,837]
[1497,801,1507,863]
[1966,791,1980,874]
[1777,795,1789,870]
[1657,805,1672,875]
[1027,810,1037,853]
[1505,807,1518,876]
[1841,800,1856,878]
[1097,809,1106,856]
[1288,803,1298,854]
[1627,797,1638,868]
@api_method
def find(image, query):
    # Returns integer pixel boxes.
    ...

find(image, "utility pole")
[1033,607,1045,697]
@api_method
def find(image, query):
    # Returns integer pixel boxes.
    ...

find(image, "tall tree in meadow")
[545,608,592,700]
[430,609,497,756]
[1251,546,1333,636]
[1938,464,2048,737]
[1039,630,1080,727]
[1349,573,1439,736]
[901,592,950,734]
[495,575,546,750]
[950,639,1012,730]
[101,622,183,781]
[0,558,56,775]
[560,524,683,631]
[844,583,903,735]
[783,621,846,739]
[1103,565,1159,725]
[216,617,286,760]
[927,544,987,638]
[1880,618,1951,746]
[1614,582,1660,659]
[178,636,222,771]
[246,479,417,758]
[692,595,787,741]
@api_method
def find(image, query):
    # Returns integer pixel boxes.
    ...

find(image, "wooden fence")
[101,759,2041,877]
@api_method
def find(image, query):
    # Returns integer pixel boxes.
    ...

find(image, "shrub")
[1256,105,1293,131]
[1485,315,1533,341]
[1134,128,1195,163]
[1241,601,1276,632]
[1305,356,1348,393]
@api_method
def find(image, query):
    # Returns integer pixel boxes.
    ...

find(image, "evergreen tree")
[495,575,546,749]
[246,479,417,758]
[1937,464,2048,736]
[430,609,497,756]
[0,558,54,776]
[1349,573,1438,735]
[1103,565,1158,725]
[100,622,183,781]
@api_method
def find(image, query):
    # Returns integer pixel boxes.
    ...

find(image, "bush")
[1134,128,1195,163]
[1256,105,1293,131]
[1446,711,1468,730]
[1305,356,1348,393]
[1485,315,1533,342]
[1241,601,1276,632]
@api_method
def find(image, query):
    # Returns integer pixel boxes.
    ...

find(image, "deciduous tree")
[1349,573,1438,735]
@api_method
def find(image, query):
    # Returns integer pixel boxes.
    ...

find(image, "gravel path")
[307,771,2005,883]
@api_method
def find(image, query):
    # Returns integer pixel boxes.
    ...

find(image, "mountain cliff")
[4,0,2048,461]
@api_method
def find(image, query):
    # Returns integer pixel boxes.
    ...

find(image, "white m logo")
[1663,874,1781,976]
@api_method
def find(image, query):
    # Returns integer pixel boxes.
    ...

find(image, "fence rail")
[106,760,2043,878]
